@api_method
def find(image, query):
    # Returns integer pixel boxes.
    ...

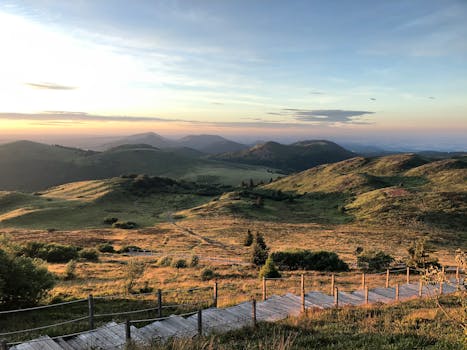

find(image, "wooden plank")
[304,291,335,308]
[12,336,64,350]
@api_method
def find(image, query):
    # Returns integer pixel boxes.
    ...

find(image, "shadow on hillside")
[227,191,355,225]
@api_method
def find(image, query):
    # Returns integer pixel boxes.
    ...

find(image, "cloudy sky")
[0,0,466,147]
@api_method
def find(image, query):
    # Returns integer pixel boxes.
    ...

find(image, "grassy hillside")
[0,176,227,230]
[0,141,281,191]
[181,154,467,231]
[212,140,355,172]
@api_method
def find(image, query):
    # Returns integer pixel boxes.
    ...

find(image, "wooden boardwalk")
[9,280,463,350]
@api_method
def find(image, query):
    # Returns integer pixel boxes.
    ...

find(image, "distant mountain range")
[101,132,248,154]
[211,140,356,172]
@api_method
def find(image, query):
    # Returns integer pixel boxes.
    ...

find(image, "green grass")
[0,178,218,230]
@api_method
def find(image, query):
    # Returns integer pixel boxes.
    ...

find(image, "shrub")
[103,217,118,225]
[79,248,99,262]
[259,256,281,278]
[190,255,200,267]
[271,250,349,272]
[113,221,138,229]
[64,260,77,280]
[201,268,216,281]
[157,256,172,267]
[19,242,79,263]
[357,250,394,272]
[139,281,153,294]
[0,248,55,308]
[98,243,115,253]
[243,230,253,246]
[172,259,187,269]
[118,245,142,253]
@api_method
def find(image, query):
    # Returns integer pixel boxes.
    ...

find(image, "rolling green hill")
[180,154,467,231]
[0,141,280,191]
[0,176,228,230]
[211,140,355,172]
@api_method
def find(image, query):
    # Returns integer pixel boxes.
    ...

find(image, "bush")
[19,242,79,263]
[0,248,55,308]
[113,221,138,229]
[157,256,172,267]
[172,259,187,269]
[259,256,281,278]
[98,243,115,253]
[357,250,394,272]
[271,250,349,272]
[118,245,142,253]
[190,255,200,267]
[79,248,99,262]
[201,268,216,281]
[64,260,77,280]
[103,217,118,225]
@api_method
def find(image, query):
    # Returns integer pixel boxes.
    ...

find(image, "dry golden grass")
[2,216,462,307]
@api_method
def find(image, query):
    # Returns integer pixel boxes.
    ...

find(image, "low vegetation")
[0,247,55,309]
[271,250,349,272]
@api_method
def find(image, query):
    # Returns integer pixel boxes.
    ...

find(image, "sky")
[0,0,466,149]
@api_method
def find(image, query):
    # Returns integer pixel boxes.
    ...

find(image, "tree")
[243,229,253,246]
[259,256,281,278]
[0,248,55,308]
[406,238,439,269]
[255,232,267,251]
[250,232,269,266]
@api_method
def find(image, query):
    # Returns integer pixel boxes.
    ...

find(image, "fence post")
[456,266,460,281]
[157,289,162,318]
[395,283,399,302]
[406,267,410,284]
[125,319,131,345]
[334,287,339,308]
[361,273,365,290]
[213,281,218,308]
[331,274,335,296]
[262,277,267,301]
[385,269,390,288]
[418,279,423,298]
[197,309,203,337]
[88,294,94,330]
[301,274,305,313]
[252,299,257,328]
[0,339,8,350]
[439,281,444,295]
[364,285,369,305]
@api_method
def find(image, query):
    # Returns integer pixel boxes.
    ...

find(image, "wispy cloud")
[274,109,375,124]
[25,82,77,90]
[0,111,197,123]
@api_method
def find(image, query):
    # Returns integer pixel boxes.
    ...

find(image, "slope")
[180,154,467,231]
[0,142,281,191]
[0,176,228,230]
[212,140,355,172]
